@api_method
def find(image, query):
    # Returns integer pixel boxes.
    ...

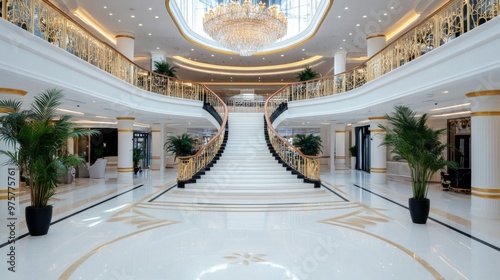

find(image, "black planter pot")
[25,205,53,236]
[134,167,140,174]
[408,198,430,224]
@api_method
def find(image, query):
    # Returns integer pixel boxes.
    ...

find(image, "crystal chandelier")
[203,0,288,56]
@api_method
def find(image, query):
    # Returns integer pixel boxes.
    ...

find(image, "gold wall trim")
[366,34,386,40]
[151,156,161,159]
[0,88,28,95]
[335,130,346,133]
[115,34,135,40]
[471,112,500,117]
[368,116,387,120]
[118,129,134,133]
[472,187,500,193]
[165,0,334,56]
[0,188,19,193]
[369,129,385,133]
[466,90,500,98]
[151,130,161,133]
[335,156,346,159]
[117,167,134,172]
[471,193,500,199]
[116,117,135,120]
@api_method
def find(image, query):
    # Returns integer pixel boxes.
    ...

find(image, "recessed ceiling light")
[384,13,388,16]
[338,15,341,18]
[281,54,284,57]
[109,13,113,16]
[442,90,449,93]
[148,33,152,36]
[391,6,394,9]
[340,47,343,49]
[302,49,305,51]
[262,57,265,60]
[191,49,194,51]
[155,16,159,19]
[138,23,143,26]
[131,15,135,18]
[156,47,160,50]
[356,23,360,26]
[345,7,348,10]
[104,6,107,9]
[118,19,121,22]
[211,79,214,81]
[302,58,304,60]
[149,8,152,10]
[378,20,382,22]
[363,15,367,18]
[281,79,283,81]
[349,32,352,35]
[211,54,214,57]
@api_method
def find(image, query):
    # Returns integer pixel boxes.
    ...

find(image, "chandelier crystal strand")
[203,0,288,56]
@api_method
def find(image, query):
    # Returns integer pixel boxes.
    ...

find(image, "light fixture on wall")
[203,0,288,56]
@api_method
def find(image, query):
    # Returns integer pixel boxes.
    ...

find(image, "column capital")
[366,33,386,40]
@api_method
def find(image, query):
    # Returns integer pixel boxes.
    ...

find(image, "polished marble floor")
[1,167,499,279]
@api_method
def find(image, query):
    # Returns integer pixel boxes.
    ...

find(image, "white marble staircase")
[163,113,335,204]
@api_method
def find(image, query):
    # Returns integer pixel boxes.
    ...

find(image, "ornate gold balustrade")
[264,87,321,183]
[226,99,266,113]
[1,0,207,102]
[277,0,499,102]
[177,86,228,185]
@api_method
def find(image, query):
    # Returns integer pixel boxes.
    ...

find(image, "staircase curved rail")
[2,0,207,102]
[264,86,321,185]
[176,86,228,187]
[270,0,500,102]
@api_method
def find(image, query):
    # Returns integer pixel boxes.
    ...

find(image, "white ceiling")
[51,0,448,95]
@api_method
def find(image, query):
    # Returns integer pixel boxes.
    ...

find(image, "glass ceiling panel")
[169,0,330,54]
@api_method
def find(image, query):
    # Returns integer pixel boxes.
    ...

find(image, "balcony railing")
[276,0,499,102]
[1,0,208,102]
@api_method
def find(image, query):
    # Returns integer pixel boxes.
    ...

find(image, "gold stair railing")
[281,0,499,102]
[264,87,321,186]
[177,86,228,188]
[2,0,207,101]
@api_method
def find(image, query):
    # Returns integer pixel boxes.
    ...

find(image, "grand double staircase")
[165,113,332,204]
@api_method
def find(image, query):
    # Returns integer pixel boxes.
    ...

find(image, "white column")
[160,123,166,171]
[320,124,330,168]
[335,124,347,168]
[466,90,500,218]
[150,123,161,170]
[117,117,135,175]
[369,117,387,175]
[366,34,386,58]
[329,123,336,170]
[334,51,347,75]
[115,34,135,61]
[151,51,167,71]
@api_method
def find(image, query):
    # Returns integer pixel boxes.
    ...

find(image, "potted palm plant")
[379,106,456,224]
[132,147,144,174]
[154,60,178,78]
[164,133,195,160]
[296,65,319,81]
[293,134,323,156]
[0,89,98,235]
[349,145,357,169]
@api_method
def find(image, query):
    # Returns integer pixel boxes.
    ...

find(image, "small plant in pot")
[164,133,195,161]
[132,147,144,174]
[379,106,456,224]
[0,89,98,236]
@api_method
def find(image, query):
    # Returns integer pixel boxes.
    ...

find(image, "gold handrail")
[177,86,228,186]
[280,0,499,102]
[264,86,321,182]
[3,0,207,102]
